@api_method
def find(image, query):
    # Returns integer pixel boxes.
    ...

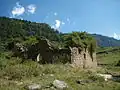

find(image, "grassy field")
[0,48,120,90]
[97,48,120,65]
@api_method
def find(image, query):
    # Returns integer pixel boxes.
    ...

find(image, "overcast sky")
[1,0,120,39]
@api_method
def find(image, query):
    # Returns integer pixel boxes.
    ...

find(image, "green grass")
[97,52,120,65]
[97,47,120,65]
[97,47,120,74]
[96,47,120,53]
[0,62,119,90]
[0,50,120,90]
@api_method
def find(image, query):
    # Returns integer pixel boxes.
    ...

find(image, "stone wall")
[70,47,97,68]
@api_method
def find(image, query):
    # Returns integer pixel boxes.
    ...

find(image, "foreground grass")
[0,51,119,90]
[0,62,119,90]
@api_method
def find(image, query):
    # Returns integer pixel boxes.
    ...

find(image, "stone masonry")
[70,47,97,68]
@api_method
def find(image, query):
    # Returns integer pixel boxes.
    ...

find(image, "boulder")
[53,80,68,89]
[97,74,113,81]
[25,84,41,90]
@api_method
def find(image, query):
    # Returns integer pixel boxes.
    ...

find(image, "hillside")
[92,34,120,47]
[0,16,120,51]
[0,17,61,51]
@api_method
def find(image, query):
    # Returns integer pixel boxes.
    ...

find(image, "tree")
[62,31,96,52]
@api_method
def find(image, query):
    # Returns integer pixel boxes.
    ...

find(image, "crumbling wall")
[70,47,84,68]
[70,47,97,68]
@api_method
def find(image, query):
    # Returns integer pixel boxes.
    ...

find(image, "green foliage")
[23,36,39,46]
[0,52,13,69]
[0,17,96,54]
[63,31,96,52]
[0,17,120,90]
[0,17,60,50]
[0,57,119,90]
[88,75,105,82]
[115,85,120,90]
[116,60,120,66]
[0,61,42,80]
[42,65,56,74]
[97,47,120,65]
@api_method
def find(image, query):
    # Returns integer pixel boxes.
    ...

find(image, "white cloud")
[54,12,58,16]
[67,18,70,23]
[113,33,120,40]
[10,2,37,18]
[11,2,25,17]
[52,20,61,29]
[27,4,36,14]
[55,20,61,29]
[51,20,65,30]
[62,22,65,25]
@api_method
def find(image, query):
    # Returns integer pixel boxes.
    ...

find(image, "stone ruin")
[70,47,97,68]
[9,38,97,68]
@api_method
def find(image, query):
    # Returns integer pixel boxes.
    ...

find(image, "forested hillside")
[92,34,120,47]
[0,17,61,51]
[0,16,120,51]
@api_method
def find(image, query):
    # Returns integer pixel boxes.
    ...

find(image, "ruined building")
[9,38,97,69]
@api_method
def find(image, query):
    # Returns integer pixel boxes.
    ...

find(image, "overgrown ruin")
[9,36,97,69]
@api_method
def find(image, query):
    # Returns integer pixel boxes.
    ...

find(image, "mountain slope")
[0,17,61,50]
[0,17,60,42]
[92,34,120,47]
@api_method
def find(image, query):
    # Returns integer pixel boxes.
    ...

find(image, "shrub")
[42,65,56,74]
[88,75,104,82]
[0,52,22,70]
[116,60,120,66]
[1,61,42,80]
[115,85,120,90]
[63,32,96,52]
[0,52,12,69]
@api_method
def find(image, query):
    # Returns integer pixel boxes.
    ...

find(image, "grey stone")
[25,84,41,90]
[96,74,113,81]
[53,80,68,89]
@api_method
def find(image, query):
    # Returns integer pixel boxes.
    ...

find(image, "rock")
[25,84,41,90]
[17,82,23,86]
[76,80,85,85]
[50,74,54,77]
[97,74,113,81]
[53,80,68,89]
[14,81,23,86]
